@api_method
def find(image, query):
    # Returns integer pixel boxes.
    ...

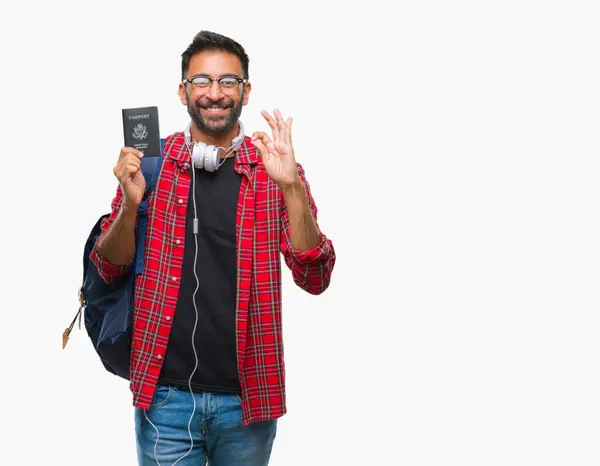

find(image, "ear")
[242,82,252,106]
[178,83,187,106]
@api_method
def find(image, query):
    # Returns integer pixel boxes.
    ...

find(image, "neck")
[190,122,240,151]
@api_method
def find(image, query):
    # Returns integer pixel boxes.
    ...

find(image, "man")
[91,30,335,465]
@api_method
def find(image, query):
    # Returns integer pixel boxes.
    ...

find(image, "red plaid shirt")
[90,132,335,426]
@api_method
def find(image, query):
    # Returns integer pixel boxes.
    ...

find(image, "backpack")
[63,140,165,380]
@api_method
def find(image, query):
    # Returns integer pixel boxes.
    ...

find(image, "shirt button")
[178,199,183,204]
[165,316,171,321]
[172,276,177,282]
[176,240,181,245]
[156,354,162,360]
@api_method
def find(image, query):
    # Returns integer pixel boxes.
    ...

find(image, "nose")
[207,80,223,101]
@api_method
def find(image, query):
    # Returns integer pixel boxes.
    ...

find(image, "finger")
[121,164,141,180]
[274,109,286,132]
[251,131,273,145]
[275,110,288,152]
[251,138,269,160]
[274,109,287,146]
[125,164,141,175]
[126,163,141,176]
[123,153,142,167]
[261,110,280,144]
[257,134,274,150]
[116,165,137,182]
[118,160,141,176]
[114,157,140,179]
[119,152,143,166]
[284,117,293,146]
[121,147,144,159]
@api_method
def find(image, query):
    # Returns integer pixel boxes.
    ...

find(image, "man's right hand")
[113,147,146,209]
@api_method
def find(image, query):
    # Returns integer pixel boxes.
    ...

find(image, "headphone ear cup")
[204,148,211,171]
[192,142,204,169]
[191,142,221,171]
[205,145,220,172]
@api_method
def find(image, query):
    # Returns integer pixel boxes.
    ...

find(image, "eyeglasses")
[183,75,248,92]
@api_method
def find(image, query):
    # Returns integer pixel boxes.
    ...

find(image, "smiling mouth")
[201,106,229,115]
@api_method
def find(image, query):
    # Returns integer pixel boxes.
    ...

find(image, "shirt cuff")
[289,234,332,264]
[90,245,132,282]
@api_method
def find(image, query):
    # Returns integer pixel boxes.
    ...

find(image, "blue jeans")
[134,385,277,466]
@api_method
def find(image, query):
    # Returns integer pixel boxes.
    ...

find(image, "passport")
[122,106,161,157]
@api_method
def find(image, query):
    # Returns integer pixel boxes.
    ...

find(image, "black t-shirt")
[158,157,242,394]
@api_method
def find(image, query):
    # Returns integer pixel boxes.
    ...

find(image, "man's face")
[179,51,251,136]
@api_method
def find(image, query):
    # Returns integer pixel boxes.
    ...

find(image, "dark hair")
[181,31,249,81]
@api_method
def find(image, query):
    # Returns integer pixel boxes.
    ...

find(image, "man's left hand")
[251,109,302,188]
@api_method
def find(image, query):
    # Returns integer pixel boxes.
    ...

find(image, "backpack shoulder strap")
[134,138,166,275]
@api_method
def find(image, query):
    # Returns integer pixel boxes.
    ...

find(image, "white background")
[1,0,599,464]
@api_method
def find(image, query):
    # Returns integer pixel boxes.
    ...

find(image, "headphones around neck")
[183,120,245,172]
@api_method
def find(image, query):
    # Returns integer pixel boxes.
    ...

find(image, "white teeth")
[206,107,224,112]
